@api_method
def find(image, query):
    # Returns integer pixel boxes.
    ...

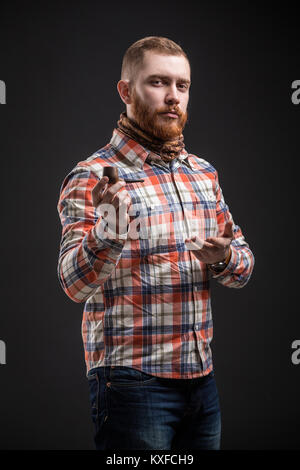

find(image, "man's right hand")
[92,176,132,237]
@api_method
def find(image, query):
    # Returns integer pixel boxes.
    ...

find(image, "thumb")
[223,220,234,239]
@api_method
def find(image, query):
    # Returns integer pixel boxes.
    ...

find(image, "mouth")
[160,112,179,119]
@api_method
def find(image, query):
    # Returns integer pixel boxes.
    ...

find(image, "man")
[57,36,254,450]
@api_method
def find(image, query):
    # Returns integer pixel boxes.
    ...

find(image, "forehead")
[137,51,190,81]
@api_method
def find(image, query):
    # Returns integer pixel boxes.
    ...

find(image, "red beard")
[130,88,188,140]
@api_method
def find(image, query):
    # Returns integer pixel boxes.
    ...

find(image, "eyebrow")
[147,74,191,85]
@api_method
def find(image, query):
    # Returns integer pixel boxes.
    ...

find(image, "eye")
[178,83,188,90]
[151,79,163,86]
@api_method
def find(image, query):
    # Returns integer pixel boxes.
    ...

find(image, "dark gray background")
[0,0,299,450]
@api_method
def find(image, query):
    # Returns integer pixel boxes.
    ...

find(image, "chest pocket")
[183,179,218,239]
[127,194,153,241]
[128,199,175,242]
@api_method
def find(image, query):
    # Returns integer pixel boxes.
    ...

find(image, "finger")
[185,237,196,243]
[205,237,224,248]
[223,220,234,239]
[201,240,216,249]
[101,180,127,204]
[124,196,132,208]
[186,237,217,250]
[185,244,204,257]
[92,176,109,195]
[108,192,132,216]
[105,191,126,212]
[185,237,204,250]
[185,237,196,242]
[92,177,109,205]
[116,191,131,209]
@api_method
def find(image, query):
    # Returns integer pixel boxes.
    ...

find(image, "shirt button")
[195,325,199,331]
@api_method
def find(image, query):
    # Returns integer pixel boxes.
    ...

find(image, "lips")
[161,111,179,118]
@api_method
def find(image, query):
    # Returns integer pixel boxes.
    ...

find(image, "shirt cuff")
[210,245,239,278]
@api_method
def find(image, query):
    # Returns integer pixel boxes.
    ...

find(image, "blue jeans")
[87,366,221,450]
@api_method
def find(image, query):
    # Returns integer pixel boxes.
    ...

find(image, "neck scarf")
[117,112,185,163]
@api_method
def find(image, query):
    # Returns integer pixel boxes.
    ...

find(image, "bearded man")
[57,36,254,450]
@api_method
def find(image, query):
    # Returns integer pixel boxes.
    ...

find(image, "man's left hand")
[185,221,234,264]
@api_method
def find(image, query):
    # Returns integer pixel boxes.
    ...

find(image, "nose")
[165,84,180,105]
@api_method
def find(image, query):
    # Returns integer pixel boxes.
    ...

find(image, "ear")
[117,80,132,105]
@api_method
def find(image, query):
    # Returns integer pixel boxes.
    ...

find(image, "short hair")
[121,36,189,82]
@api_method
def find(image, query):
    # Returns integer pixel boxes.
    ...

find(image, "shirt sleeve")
[211,170,255,288]
[56,165,126,303]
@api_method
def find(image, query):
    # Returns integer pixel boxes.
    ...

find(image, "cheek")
[142,89,163,108]
[181,95,189,112]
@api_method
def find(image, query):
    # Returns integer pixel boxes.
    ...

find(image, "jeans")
[87,366,221,450]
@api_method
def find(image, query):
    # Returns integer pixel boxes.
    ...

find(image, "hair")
[121,36,189,83]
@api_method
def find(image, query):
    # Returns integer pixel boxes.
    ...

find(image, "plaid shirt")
[57,128,254,379]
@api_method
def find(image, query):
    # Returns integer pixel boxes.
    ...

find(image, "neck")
[117,112,185,162]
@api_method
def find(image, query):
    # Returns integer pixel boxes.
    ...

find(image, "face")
[126,51,191,139]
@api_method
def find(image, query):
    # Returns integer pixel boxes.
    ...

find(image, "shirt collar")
[109,128,195,171]
[109,129,150,169]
